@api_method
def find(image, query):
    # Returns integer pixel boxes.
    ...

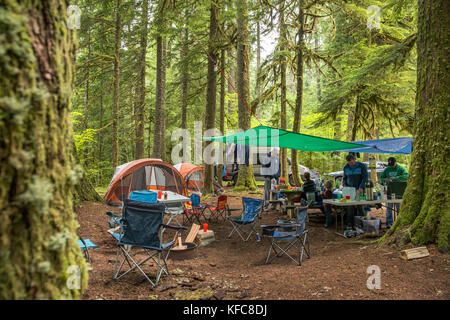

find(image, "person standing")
[342,153,368,229]
[381,157,408,228]
[261,148,281,211]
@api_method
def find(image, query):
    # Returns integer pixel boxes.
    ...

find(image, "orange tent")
[105,159,188,205]
[174,163,223,195]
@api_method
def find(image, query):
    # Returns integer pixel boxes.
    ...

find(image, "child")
[322,180,334,227]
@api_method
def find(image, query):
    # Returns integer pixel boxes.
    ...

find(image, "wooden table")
[276,189,303,218]
[323,199,402,237]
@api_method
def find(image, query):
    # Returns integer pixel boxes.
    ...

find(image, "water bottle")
[256,232,261,242]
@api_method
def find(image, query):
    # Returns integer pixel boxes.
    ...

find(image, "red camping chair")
[208,195,240,222]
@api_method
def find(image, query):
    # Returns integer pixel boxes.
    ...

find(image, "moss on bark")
[379,0,449,253]
[0,0,88,298]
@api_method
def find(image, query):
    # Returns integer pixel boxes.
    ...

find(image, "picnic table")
[323,198,402,237]
[274,188,303,217]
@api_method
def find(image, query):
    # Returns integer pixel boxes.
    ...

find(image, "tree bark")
[112,0,122,171]
[235,0,257,191]
[279,5,289,183]
[0,0,87,298]
[217,49,226,187]
[135,0,149,159]
[203,1,219,195]
[180,25,189,163]
[381,0,450,252]
[152,32,165,159]
[291,0,305,187]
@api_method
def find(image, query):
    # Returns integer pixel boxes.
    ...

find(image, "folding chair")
[113,199,186,287]
[261,206,310,266]
[184,194,211,224]
[78,237,98,262]
[227,197,264,242]
[208,195,240,222]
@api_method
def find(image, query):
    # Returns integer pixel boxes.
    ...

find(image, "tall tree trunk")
[291,0,305,187]
[112,0,122,171]
[83,24,91,165]
[98,94,103,185]
[256,19,261,119]
[180,25,189,163]
[381,0,450,253]
[235,0,257,191]
[279,5,289,183]
[346,105,354,141]
[203,1,219,195]
[152,33,165,158]
[135,0,149,159]
[227,48,235,115]
[217,49,226,187]
[160,38,166,160]
[0,0,87,299]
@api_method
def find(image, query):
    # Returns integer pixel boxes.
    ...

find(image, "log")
[400,246,429,260]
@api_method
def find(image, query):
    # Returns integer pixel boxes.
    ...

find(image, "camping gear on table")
[342,187,356,201]
[261,206,310,266]
[129,190,157,203]
[111,199,186,287]
[104,158,188,206]
[227,197,264,242]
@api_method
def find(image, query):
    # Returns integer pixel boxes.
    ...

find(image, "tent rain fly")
[203,125,370,152]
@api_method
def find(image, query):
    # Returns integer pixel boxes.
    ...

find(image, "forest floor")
[77,187,449,300]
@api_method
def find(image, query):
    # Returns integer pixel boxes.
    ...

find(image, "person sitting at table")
[321,180,334,228]
[303,172,316,205]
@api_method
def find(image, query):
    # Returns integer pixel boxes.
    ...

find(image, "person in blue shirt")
[342,153,368,229]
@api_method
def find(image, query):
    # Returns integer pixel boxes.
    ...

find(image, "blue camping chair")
[106,190,157,228]
[113,199,186,287]
[227,197,264,242]
[78,238,98,262]
[261,206,310,266]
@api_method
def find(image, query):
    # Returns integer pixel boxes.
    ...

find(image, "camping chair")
[227,197,264,242]
[113,199,186,287]
[208,195,240,222]
[184,194,211,224]
[261,206,310,266]
[78,237,98,262]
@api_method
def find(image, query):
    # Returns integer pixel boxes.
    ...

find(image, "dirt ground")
[77,187,449,300]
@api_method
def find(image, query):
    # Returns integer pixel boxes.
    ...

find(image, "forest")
[0,0,448,301]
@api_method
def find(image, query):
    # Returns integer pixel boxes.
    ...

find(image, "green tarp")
[203,125,370,152]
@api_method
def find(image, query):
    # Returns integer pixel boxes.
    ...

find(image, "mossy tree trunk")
[0,0,88,298]
[135,0,149,160]
[291,0,305,187]
[217,49,226,187]
[112,0,122,171]
[279,5,289,183]
[203,1,219,195]
[380,0,449,252]
[234,0,257,192]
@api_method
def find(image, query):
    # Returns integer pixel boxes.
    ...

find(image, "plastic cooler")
[129,190,158,203]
